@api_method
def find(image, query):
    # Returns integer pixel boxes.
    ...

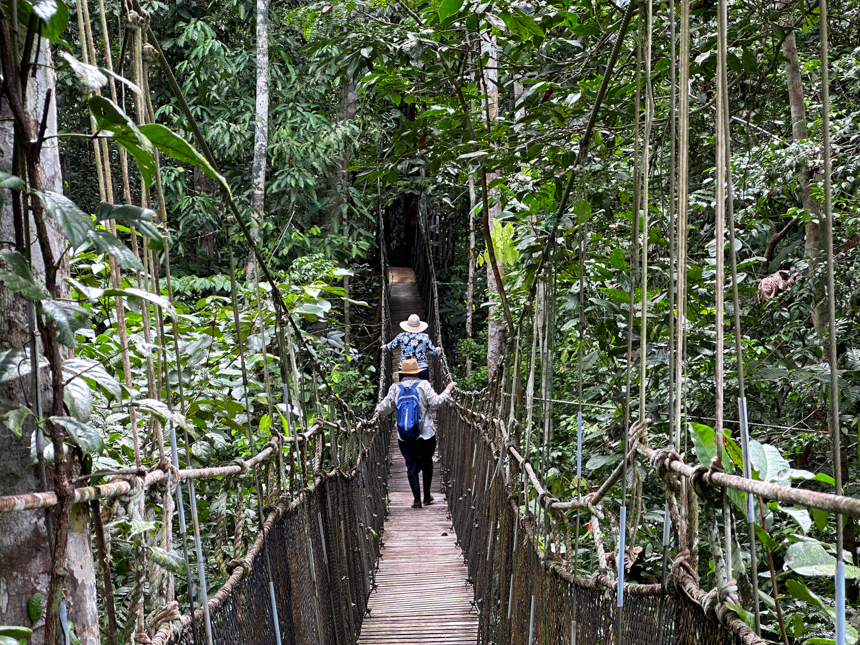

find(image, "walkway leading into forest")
[388,266,425,332]
[357,266,478,644]
[357,433,478,645]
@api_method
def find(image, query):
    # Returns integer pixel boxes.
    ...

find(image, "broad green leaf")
[786,578,859,644]
[2,406,33,437]
[104,287,174,313]
[36,191,92,247]
[438,0,464,22]
[18,0,69,45]
[724,602,754,629]
[778,505,812,534]
[138,124,228,192]
[585,453,620,471]
[688,422,735,472]
[22,0,58,22]
[64,377,93,422]
[0,636,21,645]
[727,52,743,74]
[741,49,758,76]
[87,229,144,272]
[28,593,43,624]
[0,171,25,190]
[786,577,833,616]
[40,299,90,347]
[753,524,778,551]
[0,627,32,640]
[0,348,47,385]
[813,508,829,532]
[748,439,814,485]
[148,547,187,575]
[114,137,156,187]
[95,202,161,241]
[59,51,107,91]
[0,250,49,300]
[89,97,148,146]
[485,13,506,30]
[63,357,121,400]
[785,540,860,578]
[131,399,189,429]
[50,416,104,454]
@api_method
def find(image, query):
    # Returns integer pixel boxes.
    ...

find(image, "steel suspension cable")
[638,0,654,423]
[719,0,761,627]
[819,1,845,642]
[675,0,691,553]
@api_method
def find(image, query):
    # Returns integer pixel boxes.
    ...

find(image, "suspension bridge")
[0,0,853,641]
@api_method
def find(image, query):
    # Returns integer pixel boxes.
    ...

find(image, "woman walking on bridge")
[376,358,455,508]
[383,314,441,380]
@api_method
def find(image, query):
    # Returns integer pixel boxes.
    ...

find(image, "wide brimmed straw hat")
[396,358,422,375]
[400,314,428,333]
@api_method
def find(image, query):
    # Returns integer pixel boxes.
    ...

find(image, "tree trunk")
[327,80,358,230]
[0,40,99,645]
[481,31,505,381]
[466,175,475,377]
[780,7,825,336]
[250,0,270,274]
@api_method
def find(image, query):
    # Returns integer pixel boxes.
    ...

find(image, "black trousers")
[398,435,436,477]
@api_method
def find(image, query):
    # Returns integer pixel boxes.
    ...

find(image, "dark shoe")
[407,474,422,508]
[423,469,434,504]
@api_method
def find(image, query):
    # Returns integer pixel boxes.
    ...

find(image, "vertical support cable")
[618,11,643,638]
[675,0,691,552]
[227,242,282,645]
[819,1,845,642]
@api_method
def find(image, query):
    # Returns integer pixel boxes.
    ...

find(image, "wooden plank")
[358,429,478,644]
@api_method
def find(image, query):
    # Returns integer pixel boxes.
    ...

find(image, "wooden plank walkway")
[358,267,477,644]
[388,266,425,334]
[357,433,478,644]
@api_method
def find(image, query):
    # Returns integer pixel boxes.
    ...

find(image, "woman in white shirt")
[375,359,456,508]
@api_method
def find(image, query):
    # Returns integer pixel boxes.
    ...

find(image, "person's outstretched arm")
[375,383,400,416]
[421,381,456,409]
[383,333,403,351]
[425,334,441,356]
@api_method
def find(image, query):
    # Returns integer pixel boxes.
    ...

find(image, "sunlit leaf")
[36,190,92,247]
[60,51,107,91]
[50,416,104,454]
[40,299,91,347]
[0,249,49,300]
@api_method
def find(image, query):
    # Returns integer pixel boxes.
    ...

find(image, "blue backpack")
[396,382,421,441]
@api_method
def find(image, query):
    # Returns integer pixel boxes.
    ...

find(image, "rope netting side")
[437,401,753,645]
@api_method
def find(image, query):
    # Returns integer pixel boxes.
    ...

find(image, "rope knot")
[229,458,250,477]
[702,579,739,624]
[156,456,180,488]
[142,44,158,62]
[147,600,181,637]
[120,470,146,506]
[689,464,717,502]
[225,558,251,577]
[584,494,605,521]
[649,447,681,480]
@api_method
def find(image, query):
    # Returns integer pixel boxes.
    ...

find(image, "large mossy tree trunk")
[0,40,99,645]
[780,6,825,336]
[250,0,270,276]
[481,31,505,382]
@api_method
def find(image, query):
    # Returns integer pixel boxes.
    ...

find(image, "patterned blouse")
[385,332,440,368]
